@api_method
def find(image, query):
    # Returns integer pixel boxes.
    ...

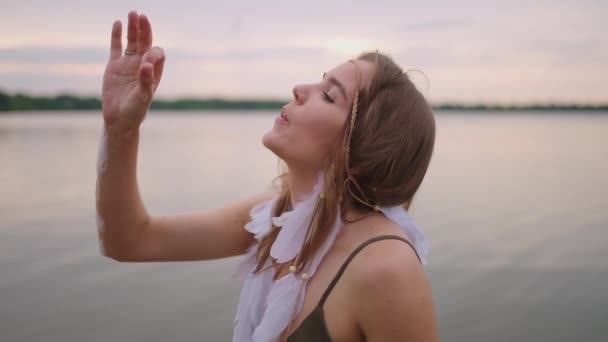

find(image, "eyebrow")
[322,72,347,101]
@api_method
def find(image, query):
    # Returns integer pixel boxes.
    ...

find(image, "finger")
[136,14,152,55]
[144,47,165,87]
[109,20,122,60]
[138,63,154,96]
[153,55,165,91]
[137,64,154,105]
[125,10,138,55]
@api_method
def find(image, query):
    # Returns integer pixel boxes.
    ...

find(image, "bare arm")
[95,9,164,260]
[96,10,274,262]
[95,123,149,260]
[125,191,275,262]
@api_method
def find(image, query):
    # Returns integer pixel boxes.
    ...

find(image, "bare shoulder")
[346,216,438,341]
[348,220,425,291]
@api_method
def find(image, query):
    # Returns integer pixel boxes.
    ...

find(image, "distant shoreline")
[1,92,607,112]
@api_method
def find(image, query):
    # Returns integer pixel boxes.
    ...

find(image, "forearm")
[95,123,150,260]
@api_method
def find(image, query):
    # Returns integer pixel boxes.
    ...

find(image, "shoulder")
[345,218,438,341]
[348,228,424,292]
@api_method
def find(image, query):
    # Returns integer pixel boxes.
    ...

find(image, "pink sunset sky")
[1,0,606,104]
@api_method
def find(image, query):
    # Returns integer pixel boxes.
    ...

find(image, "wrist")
[103,119,140,142]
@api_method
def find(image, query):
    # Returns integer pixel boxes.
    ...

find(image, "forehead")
[326,59,375,101]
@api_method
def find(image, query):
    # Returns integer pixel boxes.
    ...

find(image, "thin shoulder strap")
[317,234,421,307]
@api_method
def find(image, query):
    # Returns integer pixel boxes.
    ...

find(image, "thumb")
[144,47,165,92]
[137,63,154,103]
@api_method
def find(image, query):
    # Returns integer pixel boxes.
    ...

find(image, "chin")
[262,129,285,160]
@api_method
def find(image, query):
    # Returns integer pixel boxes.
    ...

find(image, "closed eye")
[323,91,335,103]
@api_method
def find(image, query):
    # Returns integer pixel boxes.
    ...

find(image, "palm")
[101,11,165,129]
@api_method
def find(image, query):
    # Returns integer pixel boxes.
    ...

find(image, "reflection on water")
[1,111,607,341]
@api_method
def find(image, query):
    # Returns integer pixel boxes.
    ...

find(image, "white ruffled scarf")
[232,173,429,342]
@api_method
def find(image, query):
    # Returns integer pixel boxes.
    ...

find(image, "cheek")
[298,110,345,154]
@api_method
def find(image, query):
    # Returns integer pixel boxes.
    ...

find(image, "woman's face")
[263,59,375,172]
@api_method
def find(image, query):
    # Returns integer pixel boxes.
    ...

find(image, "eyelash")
[322,91,335,103]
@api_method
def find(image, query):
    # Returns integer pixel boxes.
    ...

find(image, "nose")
[292,84,305,104]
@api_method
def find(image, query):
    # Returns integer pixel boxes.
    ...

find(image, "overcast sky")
[1,0,606,104]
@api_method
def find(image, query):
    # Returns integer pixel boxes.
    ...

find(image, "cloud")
[519,39,608,65]
[0,0,606,102]
[0,47,108,64]
[396,18,477,32]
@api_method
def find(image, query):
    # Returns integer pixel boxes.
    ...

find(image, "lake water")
[1,110,607,341]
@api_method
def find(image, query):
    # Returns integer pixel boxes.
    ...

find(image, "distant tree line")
[432,103,608,111]
[0,91,286,111]
[0,91,606,112]
[0,92,102,111]
[149,98,286,110]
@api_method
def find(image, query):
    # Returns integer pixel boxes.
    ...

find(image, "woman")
[96,10,439,342]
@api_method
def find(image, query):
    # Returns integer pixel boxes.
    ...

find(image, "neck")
[285,165,378,223]
[286,166,319,206]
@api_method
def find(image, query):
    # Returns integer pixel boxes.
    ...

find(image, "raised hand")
[101,10,165,131]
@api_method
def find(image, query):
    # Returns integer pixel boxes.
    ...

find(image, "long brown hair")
[252,50,436,279]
